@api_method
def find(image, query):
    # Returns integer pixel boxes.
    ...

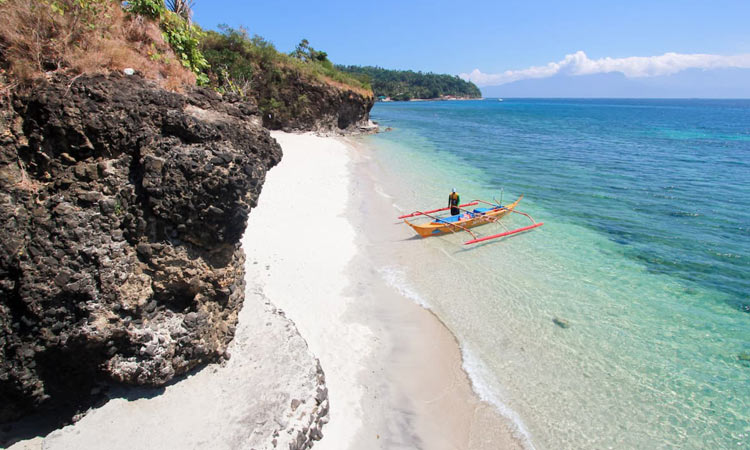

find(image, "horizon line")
[478,96,750,100]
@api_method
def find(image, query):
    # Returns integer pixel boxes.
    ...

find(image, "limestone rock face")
[0,74,281,422]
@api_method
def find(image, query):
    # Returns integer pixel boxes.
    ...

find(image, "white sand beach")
[242,132,372,449]
[250,132,522,449]
[6,131,522,450]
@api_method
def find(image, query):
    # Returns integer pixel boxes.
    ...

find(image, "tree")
[290,39,329,64]
[165,0,195,24]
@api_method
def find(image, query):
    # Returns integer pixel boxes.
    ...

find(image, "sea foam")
[460,344,537,450]
[378,265,431,309]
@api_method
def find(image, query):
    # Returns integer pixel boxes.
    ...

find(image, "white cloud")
[460,51,750,86]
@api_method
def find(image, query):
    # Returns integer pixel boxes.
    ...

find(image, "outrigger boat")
[399,195,543,245]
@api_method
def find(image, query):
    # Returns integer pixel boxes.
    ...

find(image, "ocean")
[363,99,750,449]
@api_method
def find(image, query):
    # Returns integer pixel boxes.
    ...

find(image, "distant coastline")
[338,65,482,101]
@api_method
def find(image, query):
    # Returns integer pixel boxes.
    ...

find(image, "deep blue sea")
[365,99,750,449]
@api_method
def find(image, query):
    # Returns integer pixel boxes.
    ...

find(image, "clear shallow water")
[364,99,750,449]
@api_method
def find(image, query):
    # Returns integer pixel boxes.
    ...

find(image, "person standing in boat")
[449,188,460,215]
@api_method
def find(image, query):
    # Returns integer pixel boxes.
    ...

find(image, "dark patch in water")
[733,299,750,315]
[669,211,701,218]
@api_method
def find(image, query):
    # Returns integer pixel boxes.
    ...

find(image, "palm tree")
[165,0,195,24]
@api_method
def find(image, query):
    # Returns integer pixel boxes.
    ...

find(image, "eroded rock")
[0,73,281,422]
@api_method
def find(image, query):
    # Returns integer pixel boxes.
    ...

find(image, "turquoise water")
[364,99,750,449]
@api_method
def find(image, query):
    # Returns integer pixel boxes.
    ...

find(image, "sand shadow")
[0,362,211,447]
[399,235,424,242]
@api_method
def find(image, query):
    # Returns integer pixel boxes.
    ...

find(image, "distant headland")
[337,65,482,101]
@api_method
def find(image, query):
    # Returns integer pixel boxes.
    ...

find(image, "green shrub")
[160,11,208,84]
[125,0,208,84]
[123,0,163,19]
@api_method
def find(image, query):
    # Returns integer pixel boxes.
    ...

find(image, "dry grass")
[320,76,373,98]
[275,59,373,98]
[0,0,195,90]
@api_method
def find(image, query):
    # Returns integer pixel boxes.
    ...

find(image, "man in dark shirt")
[448,188,460,215]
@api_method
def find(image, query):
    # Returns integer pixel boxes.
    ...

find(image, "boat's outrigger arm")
[463,198,543,245]
[463,222,543,244]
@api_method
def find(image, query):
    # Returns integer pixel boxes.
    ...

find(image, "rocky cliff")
[254,68,375,133]
[0,73,282,422]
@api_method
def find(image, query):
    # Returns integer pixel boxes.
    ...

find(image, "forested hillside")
[337,65,481,100]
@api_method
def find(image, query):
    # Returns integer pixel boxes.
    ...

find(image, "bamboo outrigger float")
[399,195,543,245]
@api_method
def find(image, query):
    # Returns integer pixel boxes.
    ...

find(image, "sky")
[193,0,750,95]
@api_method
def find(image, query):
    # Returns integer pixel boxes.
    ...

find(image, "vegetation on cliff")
[0,0,373,130]
[337,65,482,100]
[123,0,209,84]
[201,29,369,94]
[200,26,372,128]
[0,1,368,92]
[0,0,199,89]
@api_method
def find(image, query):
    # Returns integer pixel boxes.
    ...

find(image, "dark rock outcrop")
[0,73,281,422]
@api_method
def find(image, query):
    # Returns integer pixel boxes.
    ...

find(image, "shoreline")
[344,136,525,449]
[238,131,525,448]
